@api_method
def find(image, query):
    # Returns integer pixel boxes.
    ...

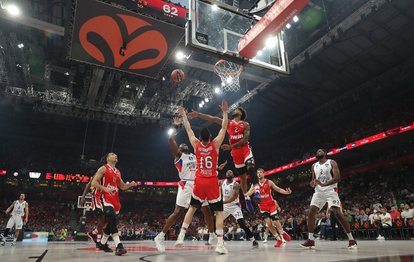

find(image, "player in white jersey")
[301,149,357,249]
[221,170,258,248]
[154,117,215,252]
[1,193,29,246]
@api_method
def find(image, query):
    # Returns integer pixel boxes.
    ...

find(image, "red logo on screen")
[79,14,168,70]
[0,170,6,175]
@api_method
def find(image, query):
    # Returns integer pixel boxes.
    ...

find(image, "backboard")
[186,0,289,74]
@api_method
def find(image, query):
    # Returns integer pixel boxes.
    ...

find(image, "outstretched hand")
[178,106,186,117]
[221,144,231,151]
[285,187,292,194]
[172,117,181,126]
[219,100,228,113]
[218,160,228,170]
[188,110,199,119]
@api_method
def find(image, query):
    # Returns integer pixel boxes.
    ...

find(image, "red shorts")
[102,192,121,214]
[192,176,221,203]
[231,145,254,168]
[259,201,277,216]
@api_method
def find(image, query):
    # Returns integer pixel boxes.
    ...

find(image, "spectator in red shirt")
[390,206,401,221]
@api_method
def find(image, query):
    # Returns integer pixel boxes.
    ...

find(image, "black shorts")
[261,212,280,221]
[190,197,223,212]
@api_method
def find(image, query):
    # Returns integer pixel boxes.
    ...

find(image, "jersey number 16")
[200,156,213,169]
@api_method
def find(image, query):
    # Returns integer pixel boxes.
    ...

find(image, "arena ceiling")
[0,0,413,132]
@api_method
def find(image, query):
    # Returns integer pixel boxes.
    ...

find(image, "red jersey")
[195,141,218,178]
[227,120,249,148]
[101,164,121,206]
[258,179,274,206]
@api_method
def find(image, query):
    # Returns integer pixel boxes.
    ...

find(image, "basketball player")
[92,153,137,256]
[80,178,106,248]
[189,107,261,209]
[221,170,258,248]
[154,117,215,252]
[175,100,229,254]
[247,168,292,247]
[1,193,29,246]
[301,149,357,249]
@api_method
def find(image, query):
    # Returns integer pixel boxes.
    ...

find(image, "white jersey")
[222,180,239,206]
[11,200,27,217]
[175,153,196,180]
[313,159,337,192]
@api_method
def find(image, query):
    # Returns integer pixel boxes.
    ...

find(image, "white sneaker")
[154,234,165,252]
[376,235,385,240]
[174,234,185,248]
[215,244,228,254]
[208,234,217,245]
[263,239,268,243]
[11,241,16,247]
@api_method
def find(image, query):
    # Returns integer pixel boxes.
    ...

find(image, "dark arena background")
[0,0,414,261]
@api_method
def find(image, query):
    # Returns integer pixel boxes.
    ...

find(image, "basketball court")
[1,240,414,261]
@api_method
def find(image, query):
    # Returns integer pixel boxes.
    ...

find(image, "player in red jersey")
[247,168,292,247]
[92,153,137,256]
[189,107,261,209]
[80,177,106,248]
[175,100,229,254]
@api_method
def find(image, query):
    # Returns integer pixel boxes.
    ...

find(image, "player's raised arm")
[316,160,341,187]
[269,180,292,195]
[178,106,199,148]
[168,117,182,159]
[213,100,229,150]
[188,110,223,125]
[118,173,137,191]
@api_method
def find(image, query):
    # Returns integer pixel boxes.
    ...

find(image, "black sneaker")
[115,243,127,256]
[96,242,103,249]
[252,240,259,248]
[100,243,113,253]
[87,232,98,243]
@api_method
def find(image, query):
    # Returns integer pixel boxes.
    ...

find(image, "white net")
[214,60,243,92]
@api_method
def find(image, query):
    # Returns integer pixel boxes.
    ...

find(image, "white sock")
[101,234,109,245]
[216,230,224,245]
[180,223,189,236]
[209,232,215,239]
[347,233,354,240]
[97,234,102,242]
[112,233,121,247]
[308,233,315,240]
[158,232,165,238]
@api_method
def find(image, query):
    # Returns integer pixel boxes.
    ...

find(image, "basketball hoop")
[214,60,243,92]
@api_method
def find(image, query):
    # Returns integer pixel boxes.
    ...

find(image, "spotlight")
[201,101,205,105]
[221,82,225,87]
[64,72,69,76]
[5,4,21,16]
[17,43,24,48]
[257,50,263,56]
[286,23,291,29]
[175,51,185,60]
[265,37,277,49]
[204,98,209,102]
[199,103,203,108]
[214,87,221,94]
[162,77,166,81]
[212,4,218,11]
[167,128,174,136]
[126,84,130,88]
[293,15,299,22]
[226,77,233,84]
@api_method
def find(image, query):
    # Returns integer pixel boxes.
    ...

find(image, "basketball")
[171,69,185,83]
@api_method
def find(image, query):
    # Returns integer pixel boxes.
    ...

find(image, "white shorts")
[310,190,341,210]
[6,215,23,230]
[176,180,207,208]
[223,204,243,221]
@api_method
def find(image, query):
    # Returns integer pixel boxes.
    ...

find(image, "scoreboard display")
[114,0,188,26]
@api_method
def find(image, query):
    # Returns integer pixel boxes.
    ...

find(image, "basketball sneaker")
[274,240,283,247]
[154,234,165,252]
[174,234,185,248]
[300,239,315,249]
[115,243,127,256]
[87,232,97,243]
[348,240,357,249]
[207,233,216,246]
[11,240,16,247]
[252,239,259,248]
[215,244,228,254]
[282,232,292,241]
[96,242,102,249]
[100,243,113,252]
[252,191,261,204]
[245,197,254,213]
[0,234,5,246]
